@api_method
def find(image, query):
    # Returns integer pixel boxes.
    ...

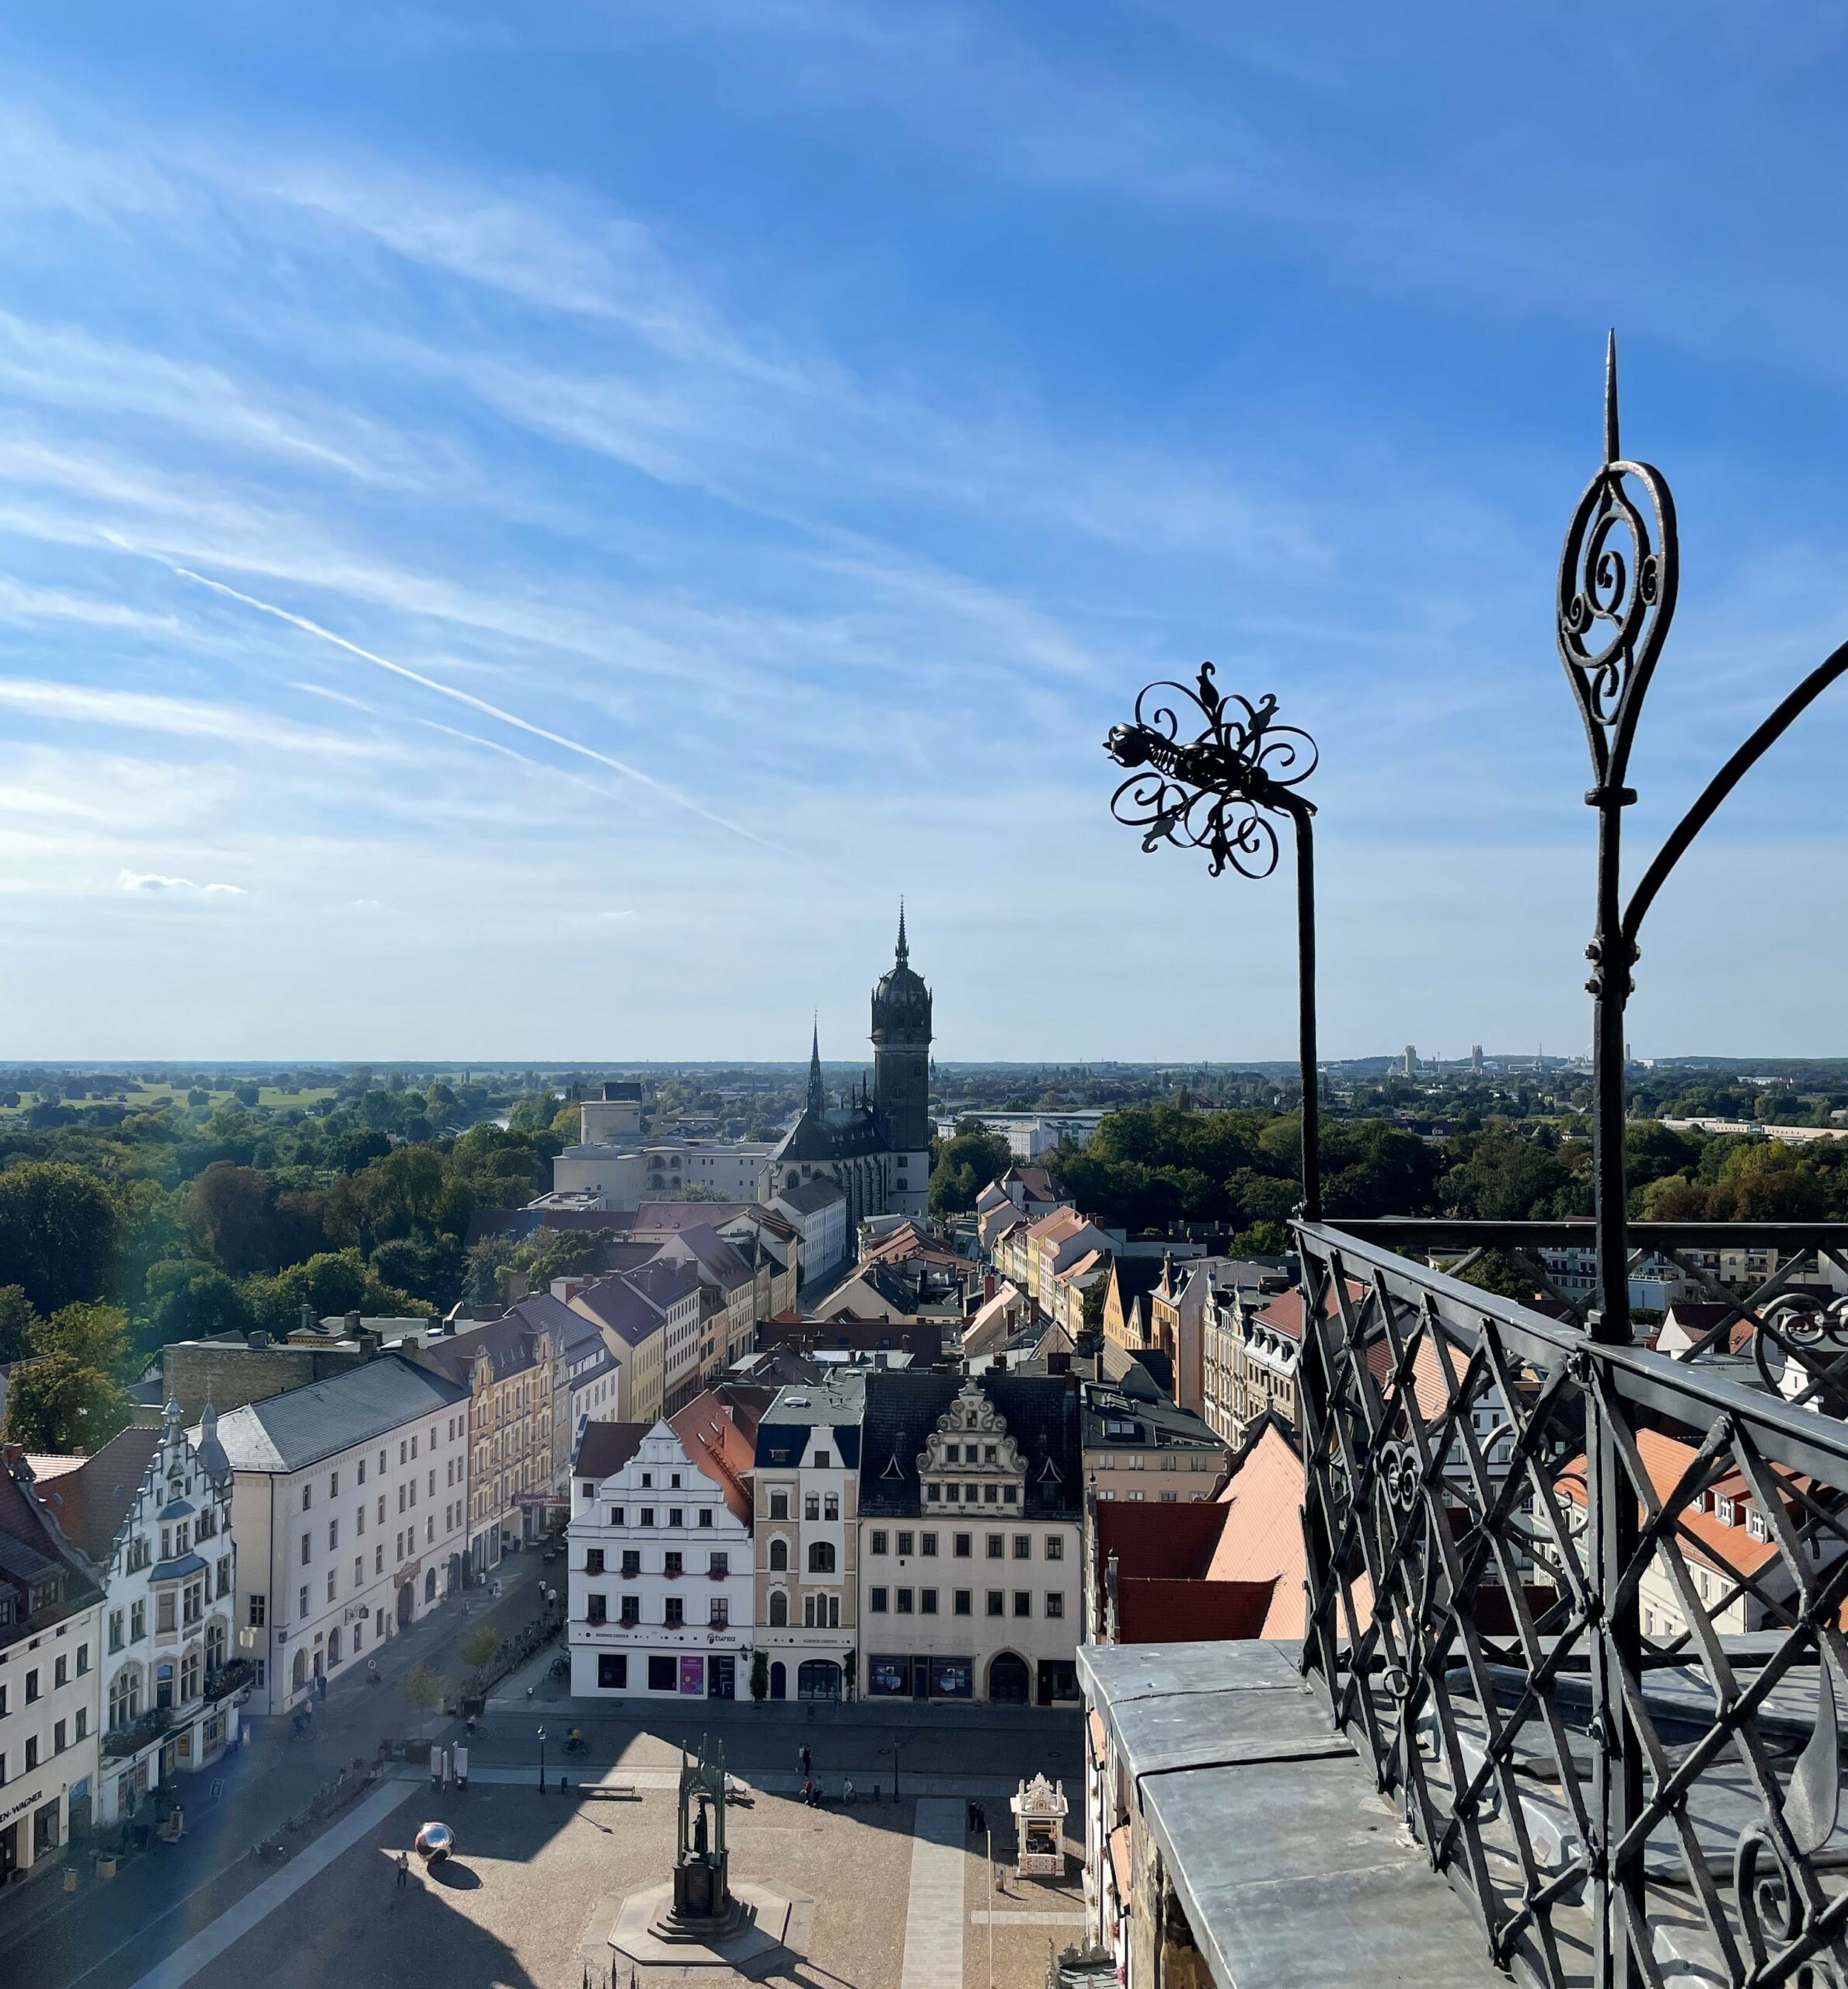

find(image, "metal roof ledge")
[1079,1639,1508,1989]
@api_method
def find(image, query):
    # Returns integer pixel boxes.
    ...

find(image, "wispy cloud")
[118,868,246,897]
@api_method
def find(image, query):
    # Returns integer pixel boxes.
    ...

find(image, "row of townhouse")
[0,1397,242,1885]
[566,1370,1089,1709]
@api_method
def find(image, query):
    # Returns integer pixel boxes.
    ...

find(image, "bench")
[576,1782,640,1801]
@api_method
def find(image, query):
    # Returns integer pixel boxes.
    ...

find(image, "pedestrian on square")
[396,1851,409,1890]
[799,1743,811,1778]
[842,1778,855,1806]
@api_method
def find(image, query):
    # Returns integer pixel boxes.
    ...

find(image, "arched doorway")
[396,1583,413,1628]
[291,1649,307,1693]
[327,1628,342,1667]
[769,1661,787,1701]
[424,1568,437,1604]
[986,1652,1030,1705]
[797,1660,841,1702]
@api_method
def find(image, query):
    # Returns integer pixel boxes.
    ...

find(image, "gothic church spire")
[807,1014,825,1116]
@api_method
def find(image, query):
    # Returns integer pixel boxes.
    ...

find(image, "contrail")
[164,562,800,859]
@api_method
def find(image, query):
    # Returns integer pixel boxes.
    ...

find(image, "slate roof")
[204,1353,470,1475]
[573,1420,649,1480]
[776,1176,848,1216]
[633,1200,754,1231]
[420,1305,556,1384]
[858,1371,1082,1521]
[755,1372,866,1471]
[675,1224,755,1293]
[0,1449,104,1649]
[570,1259,702,1347]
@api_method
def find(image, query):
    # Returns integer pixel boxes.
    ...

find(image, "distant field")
[0,1083,340,1120]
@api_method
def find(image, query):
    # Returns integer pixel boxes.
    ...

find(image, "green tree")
[141,1260,253,1349]
[750,1649,769,1703]
[842,1649,857,1702]
[0,1352,128,1451]
[927,1120,1013,1219]
[183,1162,281,1277]
[398,1660,444,1726]
[0,1161,120,1316]
[0,1284,39,1363]
[514,1228,604,1291]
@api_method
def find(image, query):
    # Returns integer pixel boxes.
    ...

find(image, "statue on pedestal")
[650,1735,749,1940]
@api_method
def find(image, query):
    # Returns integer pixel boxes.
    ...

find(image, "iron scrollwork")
[1556,335,1679,791]
[1754,1291,1848,1412]
[1735,1659,1845,1986]
[1104,662,1316,879]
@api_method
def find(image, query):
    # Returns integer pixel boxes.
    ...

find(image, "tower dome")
[871,902,932,1043]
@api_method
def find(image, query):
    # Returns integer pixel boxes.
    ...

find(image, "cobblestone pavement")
[0,1551,556,1989]
[154,1769,1081,1989]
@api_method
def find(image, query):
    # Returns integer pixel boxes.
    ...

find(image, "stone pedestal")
[650,1853,752,1942]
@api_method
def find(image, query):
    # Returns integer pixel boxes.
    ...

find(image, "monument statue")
[651,1734,749,1941]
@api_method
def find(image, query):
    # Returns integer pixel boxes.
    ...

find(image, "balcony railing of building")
[1100,337,1848,1989]
[1295,1214,1848,1989]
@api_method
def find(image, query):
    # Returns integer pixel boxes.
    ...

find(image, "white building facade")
[0,1450,103,1884]
[209,1354,472,1716]
[65,1406,243,1826]
[567,1397,757,1702]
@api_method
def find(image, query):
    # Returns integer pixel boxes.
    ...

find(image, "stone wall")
[164,1339,369,1419]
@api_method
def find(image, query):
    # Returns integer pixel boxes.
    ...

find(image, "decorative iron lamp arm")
[1103,663,1323,1218]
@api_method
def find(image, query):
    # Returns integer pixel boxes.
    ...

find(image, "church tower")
[871,904,933,1215]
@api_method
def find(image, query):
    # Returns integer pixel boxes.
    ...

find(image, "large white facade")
[210,1355,472,1716]
[567,1419,755,1701]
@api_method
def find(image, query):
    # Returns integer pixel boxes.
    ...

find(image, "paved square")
[169,1780,1081,1989]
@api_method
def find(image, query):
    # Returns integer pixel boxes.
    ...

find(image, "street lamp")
[1104,667,1322,1215]
[536,1724,546,1793]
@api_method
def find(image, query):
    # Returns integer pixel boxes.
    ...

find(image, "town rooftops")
[203,1353,470,1475]
[633,1200,754,1231]
[414,1308,553,1388]
[755,1372,866,1470]
[1083,1387,1226,1458]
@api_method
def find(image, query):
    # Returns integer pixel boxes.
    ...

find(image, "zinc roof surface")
[205,1353,469,1475]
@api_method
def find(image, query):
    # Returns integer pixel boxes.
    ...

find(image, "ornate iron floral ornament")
[1102,659,1323,1215]
[1104,663,1318,879]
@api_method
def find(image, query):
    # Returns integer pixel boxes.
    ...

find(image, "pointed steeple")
[895,899,908,967]
[807,1015,825,1116]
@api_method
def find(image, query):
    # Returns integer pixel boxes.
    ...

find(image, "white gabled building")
[33,1402,242,1826]
[567,1385,765,1702]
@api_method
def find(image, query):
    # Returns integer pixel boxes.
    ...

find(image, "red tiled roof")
[1114,1576,1278,1644]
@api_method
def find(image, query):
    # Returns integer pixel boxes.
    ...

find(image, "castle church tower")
[871,904,933,1217]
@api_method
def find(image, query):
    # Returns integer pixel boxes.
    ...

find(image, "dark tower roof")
[807,1015,825,1117]
[871,905,931,1044]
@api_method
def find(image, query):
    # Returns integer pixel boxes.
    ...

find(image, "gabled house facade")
[857,1373,1082,1706]
[566,1385,765,1702]
[36,1404,244,1827]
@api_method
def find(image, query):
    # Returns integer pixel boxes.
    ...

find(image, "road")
[0,1552,554,1989]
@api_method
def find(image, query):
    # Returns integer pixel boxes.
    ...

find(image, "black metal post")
[1104,667,1321,1213]
[1287,799,1320,1221]
[537,1724,546,1793]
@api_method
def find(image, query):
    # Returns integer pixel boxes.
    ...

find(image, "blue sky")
[1,4,1846,1062]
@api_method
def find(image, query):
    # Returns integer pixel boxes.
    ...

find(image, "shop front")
[867,1653,971,1701]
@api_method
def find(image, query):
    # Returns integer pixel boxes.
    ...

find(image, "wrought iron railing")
[1296,1217,1848,1989]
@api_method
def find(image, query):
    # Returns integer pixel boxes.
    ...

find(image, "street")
[0,1551,556,1989]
